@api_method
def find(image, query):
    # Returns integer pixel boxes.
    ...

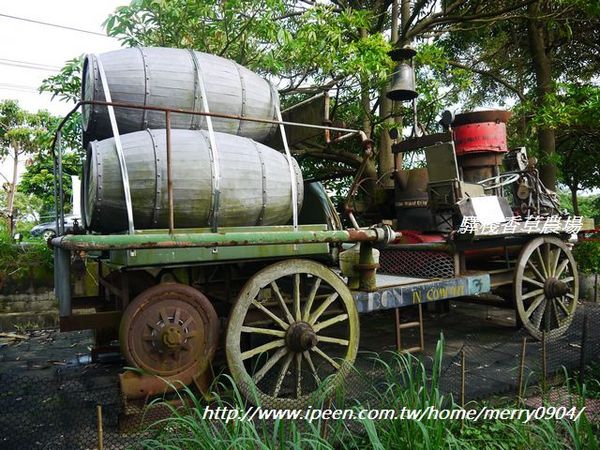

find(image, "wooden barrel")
[83,129,303,232]
[82,47,279,143]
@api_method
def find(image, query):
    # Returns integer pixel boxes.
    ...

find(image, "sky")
[0,0,125,181]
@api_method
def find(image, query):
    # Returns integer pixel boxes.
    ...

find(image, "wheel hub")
[162,325,184,348]
[544,277,568,299]
[285,322,317,352]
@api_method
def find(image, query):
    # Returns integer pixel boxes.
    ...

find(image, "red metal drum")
[452,110,511,156]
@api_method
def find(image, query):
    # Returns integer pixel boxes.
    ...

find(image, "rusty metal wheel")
[120,283,219,377]
[514,236,579,340]
[226,259,359,408]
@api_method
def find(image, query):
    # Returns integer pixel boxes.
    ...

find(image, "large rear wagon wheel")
[226,259,359,408]
[120,283,219,377]
[514,236,579,340]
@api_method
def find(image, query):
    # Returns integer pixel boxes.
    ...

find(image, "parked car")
[30,215,81,240]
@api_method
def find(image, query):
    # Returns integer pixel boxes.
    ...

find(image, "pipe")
[50,227,399,251]
[54,247,71,317]
[81,100,363,136]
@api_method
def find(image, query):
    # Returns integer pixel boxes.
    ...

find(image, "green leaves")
[39,56,83,104]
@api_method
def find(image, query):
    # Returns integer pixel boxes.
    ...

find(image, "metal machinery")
[391,111,581,341]
[49,47,583,413]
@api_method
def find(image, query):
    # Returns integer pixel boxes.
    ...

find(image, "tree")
[19,150,82,217]
[45,0,587,219]
[0,101,52,236]
[438,0,600,190]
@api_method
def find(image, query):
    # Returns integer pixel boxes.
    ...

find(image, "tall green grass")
[140,337,599,450]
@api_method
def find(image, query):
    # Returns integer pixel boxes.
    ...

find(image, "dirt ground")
[0,300,598,450]
[0,300,518,379]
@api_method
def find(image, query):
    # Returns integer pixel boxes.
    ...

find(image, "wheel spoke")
[312,346,341,370]
[252,347,288,383]
[241,326,286,338]
[532,300,546,330]
[273,353,294,397]
[523,276,544,288]
[308,292,339,325]
[551,301,562,328]
[270,281,295,325]
[535,248,549,278]
[525,294,545,318]
[526,259,546,282]
[560,276,574,284]
[251,299,289,330]
[522,288,544,301]
[317,335,349,346]
[550,248,561,277]
[159,308,170,324]
[174,307,181,325]
[294,274,301,321]
[241,339,285,361]
[555,297,571,318]
[555,259,570,278]
[148,322,162,333]
[302,278,321,321]
[295,352,302,398]
[303,351,321,384]
[313,313,349,332]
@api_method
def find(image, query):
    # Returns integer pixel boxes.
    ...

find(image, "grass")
[140,337,598,450]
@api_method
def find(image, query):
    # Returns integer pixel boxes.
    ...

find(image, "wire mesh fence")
[0,302,598,449]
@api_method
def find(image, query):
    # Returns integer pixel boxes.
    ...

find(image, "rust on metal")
[50,227,399,251]
[452,109,512,126]
[120,283,219,377]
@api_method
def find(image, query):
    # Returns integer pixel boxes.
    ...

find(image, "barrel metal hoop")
[253,140,267,226]
[232,61,247,136]
[189,50,220,231]
[137,47,149,129]
[146,129,162,226]
[91,55,99,129]
[94,142,103,228]
[187,50,202,130]
[198,131,219,227]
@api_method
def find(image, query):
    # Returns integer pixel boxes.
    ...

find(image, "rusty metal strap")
[95,53,135,234]
[188,50,220,231]
[273,102,298,232]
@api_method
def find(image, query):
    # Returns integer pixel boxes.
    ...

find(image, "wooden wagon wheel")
[120,283,219,377]
[226,259,359,408]
[514,236,579,340]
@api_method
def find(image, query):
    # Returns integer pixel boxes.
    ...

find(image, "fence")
[0,302,599,449]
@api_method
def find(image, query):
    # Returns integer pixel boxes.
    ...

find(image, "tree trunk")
[6,145,19,236]
[377,0,399,189]
[570,184,579,216]
[527,1,556,190]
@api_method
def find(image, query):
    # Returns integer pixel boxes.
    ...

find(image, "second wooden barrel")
[83,129,303,232]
